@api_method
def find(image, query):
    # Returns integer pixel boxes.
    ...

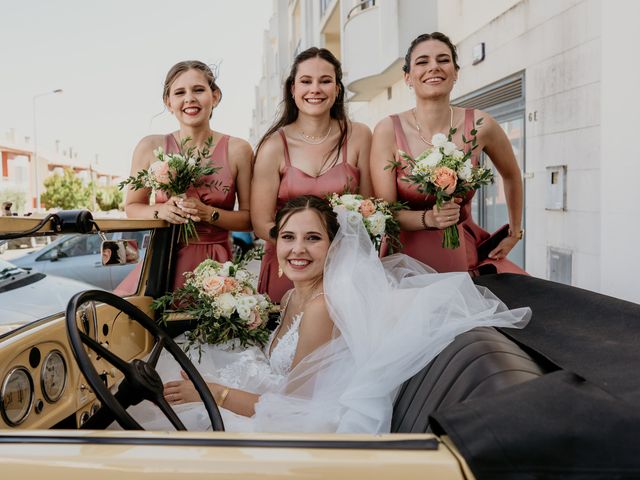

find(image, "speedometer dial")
[1,367,34,426]
[41,350,67,402]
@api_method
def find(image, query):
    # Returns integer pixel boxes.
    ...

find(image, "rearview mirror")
[101,239,139,266]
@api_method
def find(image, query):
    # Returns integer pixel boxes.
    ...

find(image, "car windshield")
[0,229,150,338]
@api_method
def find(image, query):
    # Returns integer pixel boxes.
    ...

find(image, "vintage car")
[0,211,638,479]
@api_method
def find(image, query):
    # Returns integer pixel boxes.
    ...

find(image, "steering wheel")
[66,290,224,431]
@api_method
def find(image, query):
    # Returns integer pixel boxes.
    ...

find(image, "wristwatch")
[209,207,220,224]
[508,228,525,240]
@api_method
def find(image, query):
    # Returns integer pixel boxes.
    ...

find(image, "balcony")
[343,0,437,101]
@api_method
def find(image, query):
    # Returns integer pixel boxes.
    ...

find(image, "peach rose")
[150,160,170,185]
[221,277,239,293]
[246,308,263,330]
[202,276,225,296]
[359,199,376,218]
[433,166,458,195]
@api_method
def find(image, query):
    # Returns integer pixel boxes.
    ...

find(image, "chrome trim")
[40,350,67,403]
[1,367,34,426]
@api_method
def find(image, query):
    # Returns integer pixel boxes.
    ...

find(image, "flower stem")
[442,225,460,249]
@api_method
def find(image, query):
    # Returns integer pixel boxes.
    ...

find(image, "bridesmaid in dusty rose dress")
[371,32,525,274]
[252,47,373,303]
[122,61,252,291]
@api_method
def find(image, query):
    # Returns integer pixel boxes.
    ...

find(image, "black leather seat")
[391,327,546,433]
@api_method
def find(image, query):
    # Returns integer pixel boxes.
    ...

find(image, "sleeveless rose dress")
[391,110,526,275]
[114,134,235,295]
[257,129,360,303]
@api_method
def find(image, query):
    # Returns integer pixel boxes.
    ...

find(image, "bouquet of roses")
[391,119,493,249]
[119,136,222,244]
[327,193,403,253]
[152,248,274,354]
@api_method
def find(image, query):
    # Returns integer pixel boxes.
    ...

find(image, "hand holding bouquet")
[152,248,274,353]
[327,193,403,253]
[391,119,493,248]
[119,137,222,244]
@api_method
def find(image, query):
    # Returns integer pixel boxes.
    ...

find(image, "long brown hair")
[255,47,348,171]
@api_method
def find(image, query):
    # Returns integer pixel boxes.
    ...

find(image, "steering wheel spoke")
[66,289,224,431]
[154,396,188,430]
[79,331,132,375]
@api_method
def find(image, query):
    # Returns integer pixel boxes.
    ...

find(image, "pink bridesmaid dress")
[392,109,526,275]
[258,129,360,303]
[114,133,234,295]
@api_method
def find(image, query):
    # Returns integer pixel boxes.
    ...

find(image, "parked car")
[0,257,95,334]
[9,231,149,291]
[0,213,638,479]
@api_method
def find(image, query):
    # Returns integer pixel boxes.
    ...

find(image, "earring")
[278,265,283,278]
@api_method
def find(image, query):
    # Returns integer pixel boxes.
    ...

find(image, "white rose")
[443,141,458,156]
[458,159,473,181]
[236,295,258,310]
[431,133,448,148]
[217,293,237,317]
[235,269,250,283]
[452,149,465,160]
[340,194,362,211]
[236,304,252,321]
[255,294,270,309]
[425,150,443,167]
[219,261,234,277]
[366,211,387,236]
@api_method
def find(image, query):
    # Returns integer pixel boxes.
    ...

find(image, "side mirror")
[101,239,139,266]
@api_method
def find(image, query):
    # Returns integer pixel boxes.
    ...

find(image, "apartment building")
[250,0,640,303]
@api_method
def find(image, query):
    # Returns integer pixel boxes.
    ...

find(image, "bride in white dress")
[126,195,530,433]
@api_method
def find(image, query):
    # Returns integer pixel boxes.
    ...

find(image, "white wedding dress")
[124,209,531,433]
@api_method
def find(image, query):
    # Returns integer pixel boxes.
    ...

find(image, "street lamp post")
[32,89,63,211]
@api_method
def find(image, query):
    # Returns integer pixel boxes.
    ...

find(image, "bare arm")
[251,135,283,242]
[352,122,373,197]
[177,137,253,231]
[478,112,524,259]
[370,117,459,231]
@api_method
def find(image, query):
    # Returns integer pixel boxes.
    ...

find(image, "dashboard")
[0,297,154,429]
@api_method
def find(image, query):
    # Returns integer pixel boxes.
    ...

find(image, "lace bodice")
[266,312,303,376]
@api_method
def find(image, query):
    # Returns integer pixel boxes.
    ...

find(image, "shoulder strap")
[277,129,292,167]
[164,133,180,152]
[390,115,412,156]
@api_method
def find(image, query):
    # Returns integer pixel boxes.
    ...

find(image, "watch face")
[210,209,219,222]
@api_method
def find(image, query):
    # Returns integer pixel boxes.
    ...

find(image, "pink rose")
[433,167,458,195]
[202,276,225,296]
[246,308,263,330]
[221,277,239,293]
[150,160,170,185]
[359,199,376,218]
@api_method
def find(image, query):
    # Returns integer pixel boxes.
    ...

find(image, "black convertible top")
[431,274,640,479]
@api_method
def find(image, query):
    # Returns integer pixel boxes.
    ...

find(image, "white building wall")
[600,0,640,303]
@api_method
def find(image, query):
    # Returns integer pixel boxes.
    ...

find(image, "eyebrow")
[280,230,324,236]
[298,74,334,80]
[414,53,451,61]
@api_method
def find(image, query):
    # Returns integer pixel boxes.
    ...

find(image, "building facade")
[250,0,640,303]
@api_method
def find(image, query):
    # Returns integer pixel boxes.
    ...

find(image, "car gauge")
[41,350,67,403]
[1,367,34,426]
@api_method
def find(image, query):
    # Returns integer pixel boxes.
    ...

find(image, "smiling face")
[276,209,331,286]
[165,68,220,127]
[405,39,458,99]
[291,57,339,117]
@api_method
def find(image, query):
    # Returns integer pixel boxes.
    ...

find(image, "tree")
[41,168,92,210]
[95,185,124,211]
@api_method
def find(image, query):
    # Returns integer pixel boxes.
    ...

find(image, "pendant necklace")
[412,106,454,146]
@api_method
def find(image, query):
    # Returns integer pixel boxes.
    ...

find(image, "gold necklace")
[299,125,332,145]
[412,106,454,146]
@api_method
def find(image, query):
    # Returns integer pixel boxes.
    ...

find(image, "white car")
[0,258,95,334]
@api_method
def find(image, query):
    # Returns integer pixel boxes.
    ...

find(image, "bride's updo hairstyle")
[402,32,460,73]
[270,195,339,242]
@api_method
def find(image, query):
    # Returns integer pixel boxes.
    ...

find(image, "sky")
[0,0,273,176]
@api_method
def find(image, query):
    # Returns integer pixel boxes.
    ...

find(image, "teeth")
[305,99,324,104]
[184,107,200,113]
[290,260,309,266]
